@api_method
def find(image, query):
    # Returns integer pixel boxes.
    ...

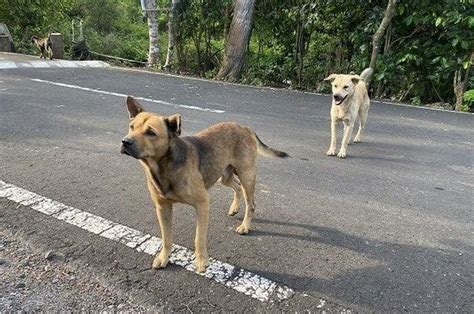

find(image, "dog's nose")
[121,137,133,147]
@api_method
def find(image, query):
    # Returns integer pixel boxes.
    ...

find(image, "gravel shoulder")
[0,228,150,312]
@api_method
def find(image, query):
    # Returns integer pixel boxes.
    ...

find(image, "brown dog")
[121,96,288,273]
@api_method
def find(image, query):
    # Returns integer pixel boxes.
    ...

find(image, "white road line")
[31,61,50,68]
[0,180,293,302]
[0,61,17,69]
[30,78,225,114]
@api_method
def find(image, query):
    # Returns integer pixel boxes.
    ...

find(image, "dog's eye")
[334,85,338,88]
[129,125,134,130]
[343,85,349,89]
[146,129,156,136]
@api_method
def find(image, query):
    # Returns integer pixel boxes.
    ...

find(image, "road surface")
[1,52,473,312]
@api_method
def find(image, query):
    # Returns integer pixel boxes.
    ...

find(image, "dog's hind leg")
[235,168,256,235]
[40,46,46,59]
[220,166,242,216]
[354,107,368,143]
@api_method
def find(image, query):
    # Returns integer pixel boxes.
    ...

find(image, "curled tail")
[360,67,374,82]
[254,134,289,159]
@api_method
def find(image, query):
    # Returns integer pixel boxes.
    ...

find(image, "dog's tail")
[254,133,289,159]
[360,67,374,82]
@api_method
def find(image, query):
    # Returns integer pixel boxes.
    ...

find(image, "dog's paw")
[194,255,209,273]
[337,151,347,158]
[152,251,169,269]
[235,224,250,235]
[228,206,239,216]
[327,149,337,156]
[353,137,361,143]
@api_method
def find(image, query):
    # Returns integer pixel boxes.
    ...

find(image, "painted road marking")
[0,61,17,69]
[0,60,110,69]
[0,180,293,302]
[30,78,225,114]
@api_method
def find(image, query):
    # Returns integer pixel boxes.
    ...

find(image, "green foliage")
[0,0,149,61]
[1,0,472,108]
[463,89,474,112]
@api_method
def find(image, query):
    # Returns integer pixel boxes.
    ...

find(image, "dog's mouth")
[120,146,131,156]
[121,145,146,159]
[334,94,348,105]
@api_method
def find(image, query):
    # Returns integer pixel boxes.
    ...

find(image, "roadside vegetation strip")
[30,78,225,114]
[0,180,293,302]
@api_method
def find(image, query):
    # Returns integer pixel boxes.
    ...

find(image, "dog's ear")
[351,76,361,85]
[126,96,144,118]
[165,114,182,136]
[324,74,337,82]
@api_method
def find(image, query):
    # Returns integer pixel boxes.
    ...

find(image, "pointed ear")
[165,114,182,136]
[324,74,337,82]
[126,96,144,119]
[351,76,361,85]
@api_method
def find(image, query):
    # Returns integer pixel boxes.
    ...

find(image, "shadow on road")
[251,218,472,311]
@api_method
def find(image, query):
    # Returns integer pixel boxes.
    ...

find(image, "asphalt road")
[1,53,473,312]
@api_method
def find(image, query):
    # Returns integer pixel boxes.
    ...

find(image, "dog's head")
[31,36,39,43]
[324,74,362,105]
[121,96,181,160]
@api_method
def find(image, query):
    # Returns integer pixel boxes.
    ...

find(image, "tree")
[454,52,473,111]
[215,0,256,81]
[143,0,160,66]
[164,0,180,70]
[369,0,397,73]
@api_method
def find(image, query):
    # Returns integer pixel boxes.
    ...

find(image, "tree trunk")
[164,0,179,70]
[369,0,397,72]
[222,3,233,47]
[144,0,160,66]
[296,21,304,88]
[215,0,256,81]
[454,52,473,111]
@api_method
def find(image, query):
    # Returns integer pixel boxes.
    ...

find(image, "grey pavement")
[1,52,473,312]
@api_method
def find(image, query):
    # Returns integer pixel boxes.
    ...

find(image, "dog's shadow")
[249,217,470,311]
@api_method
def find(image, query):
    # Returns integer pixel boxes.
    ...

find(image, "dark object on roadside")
[71,39,91,60]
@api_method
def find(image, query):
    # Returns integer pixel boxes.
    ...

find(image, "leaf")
[452,38,459,47]
[435,17,442,27]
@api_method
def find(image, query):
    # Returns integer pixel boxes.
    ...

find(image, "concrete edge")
[2,51,472,115]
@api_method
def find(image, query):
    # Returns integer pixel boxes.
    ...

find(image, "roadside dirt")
[0,228,150,312]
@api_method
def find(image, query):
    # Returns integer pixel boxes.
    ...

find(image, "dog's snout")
[122,137,133,146]
[334,95,342,101]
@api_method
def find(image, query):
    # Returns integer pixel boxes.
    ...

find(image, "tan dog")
[324,68,373,158]
[31,35,53,60]
[121,96,288,273]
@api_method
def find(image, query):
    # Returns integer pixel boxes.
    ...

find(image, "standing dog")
[31,35,53,60]
[324,68,373,158]
[121,96,288,273]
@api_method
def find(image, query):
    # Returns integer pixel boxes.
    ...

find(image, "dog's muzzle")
[121,137,138,158]
[334,94,347,105]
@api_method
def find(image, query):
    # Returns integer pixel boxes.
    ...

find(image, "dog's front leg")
[327,119,337,156]
[194,196,210,273]
[338,120,354,158]
[152,202,173,269]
